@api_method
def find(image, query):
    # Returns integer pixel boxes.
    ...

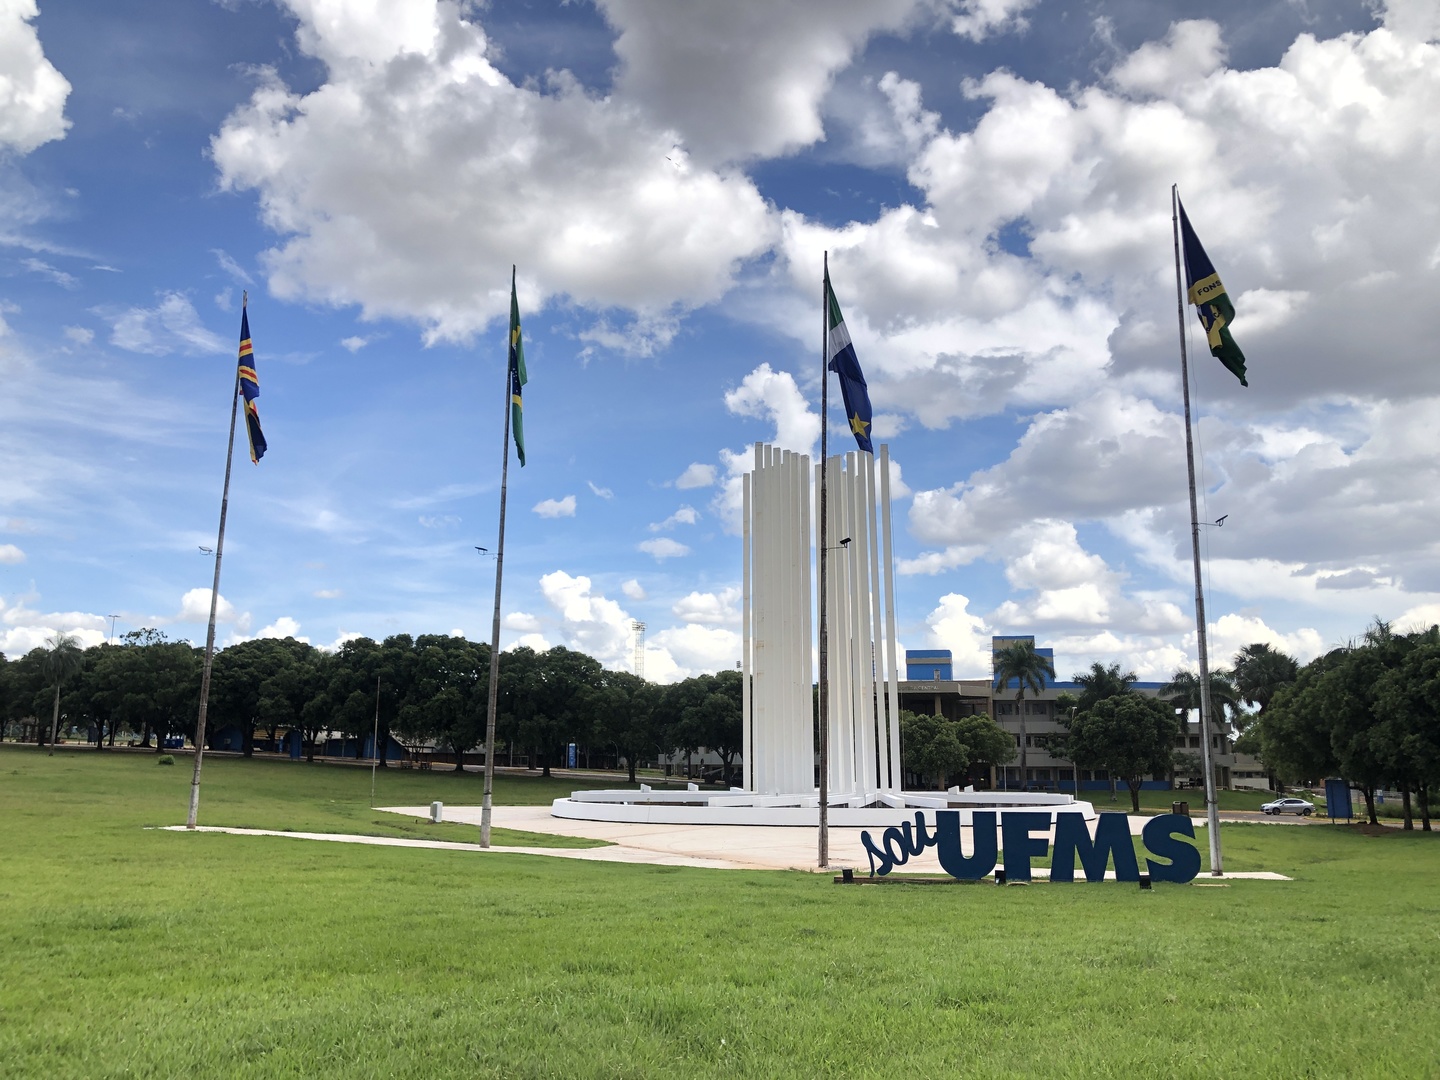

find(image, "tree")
[1159,667,1239,732]
[1061,694,1178,813]
[43,632,86,756]
[1374,637,1440,831]
[992,639,1054,788]
[590,671,661,782]
[1231,643,1298,724]
[900,711,1014,789]
[1071,662,1137,712]
[900,712,969,789]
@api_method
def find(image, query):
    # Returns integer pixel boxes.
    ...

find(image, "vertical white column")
[832,454,853,796]
[863,451,886,791]
[853,452,878,797]
[812,460,823,800]
[752,444,769,793]
[742,470,753,792]
[798,452,813,794]
[879,444,903,793]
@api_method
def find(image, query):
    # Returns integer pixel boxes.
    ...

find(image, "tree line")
[0,630,743,781]
[1242,621,1440,829]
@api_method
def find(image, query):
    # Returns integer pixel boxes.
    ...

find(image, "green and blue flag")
[825,269,873,453]
[509,270,527,466]
[1179,199,1248,387]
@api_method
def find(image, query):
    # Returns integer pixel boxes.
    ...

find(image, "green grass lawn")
[2,745,1438,1079]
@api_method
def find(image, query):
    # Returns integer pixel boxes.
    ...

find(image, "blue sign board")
[860,811,1201,883]
[566,742,577,769]
[1324,778,1353,821]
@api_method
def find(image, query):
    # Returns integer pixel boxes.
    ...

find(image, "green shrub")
[157,755,175,766]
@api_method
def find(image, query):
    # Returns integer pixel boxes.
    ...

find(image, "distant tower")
[631,620,646,681]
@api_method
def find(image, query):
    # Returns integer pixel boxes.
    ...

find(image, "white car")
[1261,797,1314,816]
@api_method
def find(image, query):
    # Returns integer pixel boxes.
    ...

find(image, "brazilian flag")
[1178,199,1248,387]
[509,268,527,466]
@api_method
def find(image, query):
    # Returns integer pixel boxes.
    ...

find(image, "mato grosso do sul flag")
[509,269,528,467]
[824,269,874,453]
[237,301,267,463]
[1178,199,1249,387]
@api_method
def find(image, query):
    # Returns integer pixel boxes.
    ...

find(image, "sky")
[2,0,1439,684]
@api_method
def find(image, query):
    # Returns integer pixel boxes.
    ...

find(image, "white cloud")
[535,570,632,667]
[312,588,342,599]
[0,0,71,154]
[211,1,777,342]
[949,0,1041,42]
[340,335,368,352]
[648,505,698,531]
[258,615,308,642]
[638,537,690,560]
[587,481,614,500]
[417,514,460,529]
[504,611,542,632]
[23,257,75,287]
[103,292,228,356]
[671,586,741,627]
[621,578,647,601]
[0,543,24,564]
[723,363,819,454]
[533,495,577,519]
[649,623,742,678]
[175,587,251,633]
[0,594,107,657]
[674,462,717,489]
[924,593,993,679]
[600,0,922,164]
[212,248,254,284]
[1109,20,1226,96]
[62,326,93,346]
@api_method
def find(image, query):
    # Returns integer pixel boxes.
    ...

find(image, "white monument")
[552,442,1094,827]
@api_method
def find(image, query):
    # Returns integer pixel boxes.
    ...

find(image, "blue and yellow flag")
[825,269,873,453]
[1179,199,1248,387]
[237,302,267,463]
[509,269,527,467]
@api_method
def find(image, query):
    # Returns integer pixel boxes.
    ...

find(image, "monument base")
[552,787,1097,828]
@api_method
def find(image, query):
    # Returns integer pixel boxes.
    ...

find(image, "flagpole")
[187,291,245,829]
[1172,185,1224,876]
[817,253,830,869]
[370,674,381,808]
[480,267,516,849]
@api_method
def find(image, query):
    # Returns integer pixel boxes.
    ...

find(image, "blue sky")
[3,0,1439,682]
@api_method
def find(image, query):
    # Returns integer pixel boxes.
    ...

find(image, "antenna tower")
[631,620,646,681]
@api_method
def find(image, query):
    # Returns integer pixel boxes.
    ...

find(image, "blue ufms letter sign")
[860,812,1201,883]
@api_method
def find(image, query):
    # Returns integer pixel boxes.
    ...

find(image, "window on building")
[1189,736,1201,749]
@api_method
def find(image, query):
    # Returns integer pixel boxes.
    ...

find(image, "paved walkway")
[158,808,1290,879]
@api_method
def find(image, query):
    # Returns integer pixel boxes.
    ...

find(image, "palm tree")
[1231,643,1298,728]
[992,639,1055,788]
[1160,667,1240,734]
[43,632,86,756]
[1071,661,1138,711]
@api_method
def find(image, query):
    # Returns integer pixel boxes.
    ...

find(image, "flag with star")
[237,301,267,463]
[1178,198,1249,387]
[509,269,527,466]
[825,269,873,453]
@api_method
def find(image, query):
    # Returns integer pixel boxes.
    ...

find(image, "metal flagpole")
[187,291,245,829]
[480,266,516,849]
[818,253,831,868]
[370,674,381,808]
[1172,185,1224,876]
